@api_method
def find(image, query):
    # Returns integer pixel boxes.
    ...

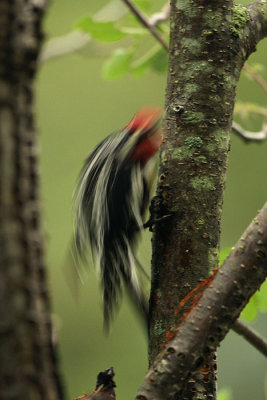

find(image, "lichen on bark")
[147,0,267,397]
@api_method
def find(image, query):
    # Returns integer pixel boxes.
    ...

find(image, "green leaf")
[218,249,267,323]
[131,45,160,77]
[241,293,259,322]
[74,16,126,42]
[94,0,128,22]
[218,388,232,400]
[120,27,147,36]
[103,48,133,80]
[133,0,151,12]
[258,279,267,312]
[219,247,232,264]
[150,47,169,73]
[131,61,149,77]
[251,62,265,73]
[240,278,267,322]
[131,46,168,77]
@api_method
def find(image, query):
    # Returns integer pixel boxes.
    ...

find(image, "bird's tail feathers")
[101,241,148,332]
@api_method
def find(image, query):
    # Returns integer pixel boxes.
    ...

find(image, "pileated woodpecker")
[74,107,163,329]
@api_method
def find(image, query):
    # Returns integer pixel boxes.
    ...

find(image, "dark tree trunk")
[0,2,64,399]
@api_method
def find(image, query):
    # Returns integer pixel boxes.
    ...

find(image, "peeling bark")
[0,2,64,399]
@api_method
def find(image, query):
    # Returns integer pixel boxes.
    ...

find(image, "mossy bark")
[148,0,267,398]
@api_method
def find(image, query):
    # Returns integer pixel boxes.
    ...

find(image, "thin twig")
[122,0,169,51]
[232,120,267,142]
[243,63,267,94]
[149,3,170,27]
[233,319,267,358]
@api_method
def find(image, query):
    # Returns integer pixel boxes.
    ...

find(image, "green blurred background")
[36,1,267,399]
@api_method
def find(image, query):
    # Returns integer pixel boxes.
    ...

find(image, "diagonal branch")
[149,3,170,27]
[122,0,169,51]
[136,203,267,400]
[233,319,267,357]
[232,120,267,142]
[243,63,267,94]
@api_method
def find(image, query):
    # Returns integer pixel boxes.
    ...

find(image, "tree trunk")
[148,0,267,398]
[138,203,267,399]
[0,2,64,399]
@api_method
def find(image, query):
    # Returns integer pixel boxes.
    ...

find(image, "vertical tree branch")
[148,0,263,398]
[0,2,64,399]
[150,0,236,360]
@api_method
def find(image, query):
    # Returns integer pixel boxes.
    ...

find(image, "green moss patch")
[190,176,216,191]
[230,4,250,37]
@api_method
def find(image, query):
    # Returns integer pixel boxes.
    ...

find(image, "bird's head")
[126,106,163,163]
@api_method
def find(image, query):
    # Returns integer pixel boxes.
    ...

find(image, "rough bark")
[148,0,267,398]
[0,1,64,399]
[138,203,267,400]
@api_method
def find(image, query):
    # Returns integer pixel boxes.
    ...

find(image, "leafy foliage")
[73,0,169,80]
[72,1,267,136]
[103,48,134,79]
[219,247,232,264]
[74,16,126,42]
[134,0,152,12]
[241,279,267,322]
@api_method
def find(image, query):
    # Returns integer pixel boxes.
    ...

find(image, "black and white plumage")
[75,367,116,400]
[74,107,163,329]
